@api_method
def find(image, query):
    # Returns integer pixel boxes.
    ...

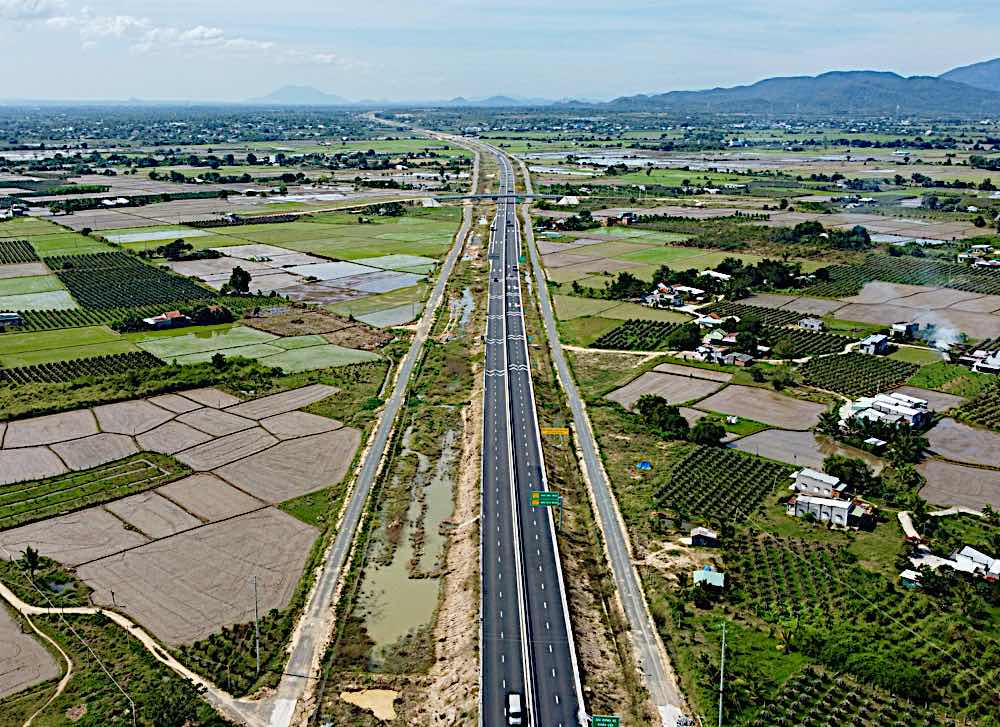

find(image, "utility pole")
[252,575,261,677]
[718,621,726,727]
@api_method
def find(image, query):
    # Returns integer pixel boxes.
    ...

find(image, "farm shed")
[690,527,719,547]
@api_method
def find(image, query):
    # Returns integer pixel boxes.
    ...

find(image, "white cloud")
[29,6,337,65]
[0,0,62,21]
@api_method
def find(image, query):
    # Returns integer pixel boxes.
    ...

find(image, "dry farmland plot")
[926,418,1000,468]
[213,429,360,502]
[174,428,278,471]
[223,382,337,419]
[919,460,1000,510]
[892,385,966,412]
[0,507,149,566]
[179,387,241,408]
[157,474,265,522]
[176,408,257,436]
[0,605,60,699]
[0,453,187,530]
[3,409,98,447]
[696,386,826,430]
[653,362,733,382]
[93,399,175,435]
[104,491,201,539]
[77,508,318,645]
[729,429,885,472]
[50,432,139,471]
[605,371,724,409]
[0,448,68,484]
[135,421,214,454]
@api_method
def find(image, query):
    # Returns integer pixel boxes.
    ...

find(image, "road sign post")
[530,490,564,530]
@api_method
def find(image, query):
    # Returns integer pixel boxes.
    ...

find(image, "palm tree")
[22,546,40,583]
[816,406,842,437]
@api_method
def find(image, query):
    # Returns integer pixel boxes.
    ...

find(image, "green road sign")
[591,716,621,727]
[530,490,562,507]
[519,255,526,263]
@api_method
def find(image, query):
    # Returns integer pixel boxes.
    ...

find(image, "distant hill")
[245,85,351,105]
[609,70,1000,115]
[940,57,1000,93]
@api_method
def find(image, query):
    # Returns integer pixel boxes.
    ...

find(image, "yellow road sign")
[540,427,569,436]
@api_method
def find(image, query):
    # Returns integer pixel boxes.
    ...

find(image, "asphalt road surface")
[480,151,584,727]
[515,159,686,725]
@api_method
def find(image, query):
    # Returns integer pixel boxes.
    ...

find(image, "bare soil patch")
[78,508,318,645]
[50,433,139,471]
[224,383,338,420]
[779,296,846,316]
[653,362,733,382]
[174,428,278,471]
[147,393,203,413]
[606,371,723,410]
[541,251,602,268]
[156,473,264,522]
[0,262,48,279]
[244,308,354,336]
[0,507,148,566]
[321,325,393,351]
[104,491,201,539]
[948,294,1000,314]
[92,400,174,436]
[729,429,884,472]
[843,281,932,304]
[896,288,983,309]
[213,429,361,502]
[743,293,798,308]
[135,421,213,454]
[176,408,256,437]
[4,410,98,448]
[0,447,67,484]
[260,411,342,440]
[836,303,1000,339]
[179,387,241,409]
[696,385,825,430]
[919,460,1000,510]
[339,690,398,721]
[926,418,1000,468]
[0,604,61,699]
[892,386,965,412]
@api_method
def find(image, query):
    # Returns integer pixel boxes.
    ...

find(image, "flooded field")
[358,426,458,670]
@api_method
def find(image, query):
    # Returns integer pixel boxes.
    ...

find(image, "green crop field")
[0,453,188,531]
[328,283,427,317]
[0,325,139,366]
[0,274,63,295]
[135,325,277,358]
[655,445,793,524]
[801,352,919,397]
[136,324,379,372]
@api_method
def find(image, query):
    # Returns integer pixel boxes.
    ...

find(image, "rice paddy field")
[133,324,379,372]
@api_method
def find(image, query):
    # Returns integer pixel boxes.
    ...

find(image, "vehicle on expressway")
[506,693,524,726]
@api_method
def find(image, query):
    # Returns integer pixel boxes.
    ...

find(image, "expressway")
[481,151,584,727]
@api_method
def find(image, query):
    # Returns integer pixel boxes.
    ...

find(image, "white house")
[699,269,732,282]
[972,352,1000,375]
[859,334,890,355]
[842,392,932,428]
[790,468,846,497]
[787,495,873,527]
[798,317,824,332]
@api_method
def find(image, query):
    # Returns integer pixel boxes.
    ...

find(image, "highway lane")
[481,174,530,726]
[513,157,686,725]
[481,151,584,727]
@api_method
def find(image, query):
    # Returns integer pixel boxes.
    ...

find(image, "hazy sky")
[2,0,999,101]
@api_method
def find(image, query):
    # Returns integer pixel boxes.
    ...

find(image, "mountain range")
[607,67,1000,114]
[242,57,1000,115]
